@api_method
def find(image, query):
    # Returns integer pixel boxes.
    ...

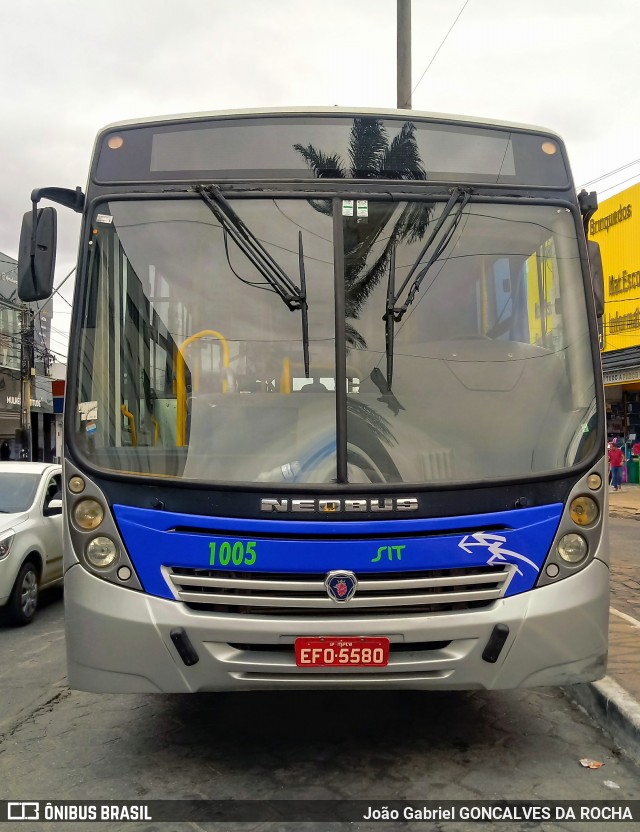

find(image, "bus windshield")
[72,196,598,485]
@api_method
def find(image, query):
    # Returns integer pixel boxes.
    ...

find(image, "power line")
[412,0,471,95]
[596,173,640,198]
[44,346,68,360]
[32,266,76,322]
[578,157,640,190]
[49,324,70,337]
[48,336,70,349]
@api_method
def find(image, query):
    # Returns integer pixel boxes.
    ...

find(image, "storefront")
[0,249,56,460]
[0,370,54,461]
[30,374,55,461]
[0,372,21,457]
[591,183,640,481]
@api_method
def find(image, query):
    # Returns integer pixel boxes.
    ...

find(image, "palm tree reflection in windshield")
[294,117,433,350]
[293,118,433,464]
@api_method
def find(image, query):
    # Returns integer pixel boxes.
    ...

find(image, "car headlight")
[0,530,15,559]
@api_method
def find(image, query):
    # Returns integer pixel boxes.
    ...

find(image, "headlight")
[86,537,118,568]
[0,530,15,559]
[569,496,599,526]
[557,533,588,564]
[73,499,105,530]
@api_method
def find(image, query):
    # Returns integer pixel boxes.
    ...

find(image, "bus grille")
[164,565,513,616]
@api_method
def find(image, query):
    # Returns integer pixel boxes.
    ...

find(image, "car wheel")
[8,562,39,625]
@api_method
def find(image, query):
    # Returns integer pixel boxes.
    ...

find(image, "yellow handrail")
[121,403,137,447]
[280,357,291,393]
[151,415,159,446]
[176,329,230,446]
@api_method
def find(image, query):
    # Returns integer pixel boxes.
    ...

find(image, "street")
[0,520,638,832]
[609,517,640,622]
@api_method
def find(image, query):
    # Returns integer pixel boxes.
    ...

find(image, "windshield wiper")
[297,231,310,378]
[195,184,310,377]
[382,187,471,386]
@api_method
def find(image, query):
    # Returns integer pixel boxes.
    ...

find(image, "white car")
[0,462,63,625]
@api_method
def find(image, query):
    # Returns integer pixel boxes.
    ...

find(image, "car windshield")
[0,474,40,512]
[71,197,598,485]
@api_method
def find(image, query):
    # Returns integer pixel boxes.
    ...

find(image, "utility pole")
[20,306,33,460]
[397,0,412,109]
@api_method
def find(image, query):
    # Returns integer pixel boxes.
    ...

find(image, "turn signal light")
[68,476,85,494]
[569,496,598,526]
[587,474,602,491]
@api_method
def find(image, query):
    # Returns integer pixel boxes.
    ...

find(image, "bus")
[18,108,608,692]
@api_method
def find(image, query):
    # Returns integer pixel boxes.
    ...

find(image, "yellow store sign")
[589,182,640,352]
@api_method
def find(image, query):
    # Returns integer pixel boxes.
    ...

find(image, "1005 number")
[209,540,257,566]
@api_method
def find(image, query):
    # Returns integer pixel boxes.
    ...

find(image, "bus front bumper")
[65,559,609,693]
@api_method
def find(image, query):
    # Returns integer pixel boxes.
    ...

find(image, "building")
[0,250,56,460]
[51,364,66,463]
[588,183,640,447]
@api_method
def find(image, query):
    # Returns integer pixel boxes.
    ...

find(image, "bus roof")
[92,108,571,189]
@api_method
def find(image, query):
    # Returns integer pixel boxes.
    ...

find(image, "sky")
[1,0,639,363]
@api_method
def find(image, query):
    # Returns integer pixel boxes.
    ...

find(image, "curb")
[563,676,640,767]
[609,508,640,520]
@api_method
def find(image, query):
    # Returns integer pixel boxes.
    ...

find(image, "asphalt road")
[0,521,638,832]
[0,585,64,736]
[609,516,640,623]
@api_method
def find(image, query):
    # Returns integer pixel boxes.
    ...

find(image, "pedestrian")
[608,439,625,491]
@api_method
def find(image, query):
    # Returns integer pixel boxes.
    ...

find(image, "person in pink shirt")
[608,440,625,491]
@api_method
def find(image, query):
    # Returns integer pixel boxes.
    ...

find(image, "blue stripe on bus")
[113,503,564,601]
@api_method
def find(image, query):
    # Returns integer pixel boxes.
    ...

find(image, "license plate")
[295,636,389,667]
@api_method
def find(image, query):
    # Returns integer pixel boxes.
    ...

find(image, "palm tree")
[293,117,433,349]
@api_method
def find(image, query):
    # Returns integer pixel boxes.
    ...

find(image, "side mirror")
[587,240,605,318]
[45,498,63,516]
[18,206,57,302]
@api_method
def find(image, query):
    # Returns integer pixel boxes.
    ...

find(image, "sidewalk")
[608,481,640,522]
[564,484,640,765]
